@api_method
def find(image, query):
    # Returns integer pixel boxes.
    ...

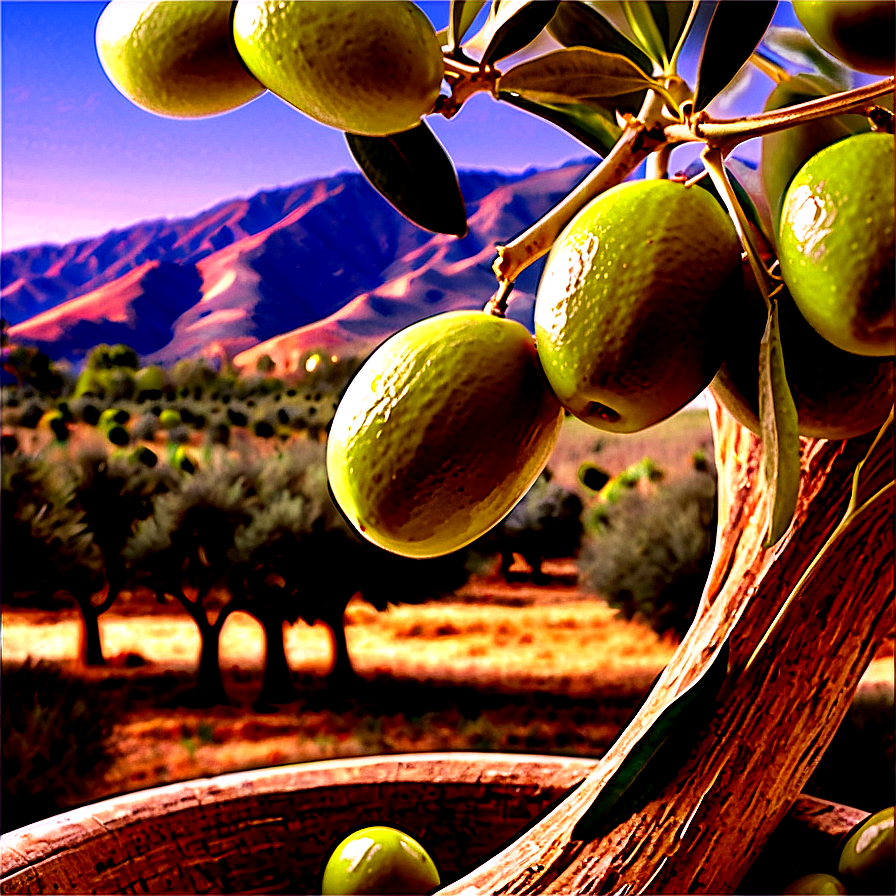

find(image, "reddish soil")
[3,558,892,819]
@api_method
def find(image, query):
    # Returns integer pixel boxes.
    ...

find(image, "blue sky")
[1,1,807,251]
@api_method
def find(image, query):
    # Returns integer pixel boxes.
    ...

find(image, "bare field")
[3,564,892,812]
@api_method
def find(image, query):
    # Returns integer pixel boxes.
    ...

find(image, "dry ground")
[3,560,892,814]
[3,408,892,825]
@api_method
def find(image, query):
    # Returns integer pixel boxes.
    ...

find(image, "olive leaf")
[758,298,801,547]
[447,0,488,53]
[621,0,668,66]
[847,408,894,516]
[663,0,697,60]
[547,1,653,73]
[472,0,561,66]
[572,640,730,842]
[345,123,468,237]
[760,26,853,91]
[498,91,623,156]
[693,1,778,111]
[498,47,659,106]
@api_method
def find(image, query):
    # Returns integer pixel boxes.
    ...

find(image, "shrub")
[132,413,160,441]
[206,421,231,446]
[1,660,116,832]
[227,407,248,427]
[17,401,45,429]
[68,397,101,425]
[253,419,275,438]
[579,469,718,640]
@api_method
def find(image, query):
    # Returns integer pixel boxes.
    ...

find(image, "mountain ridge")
[0,158,758,372]
[3,158,597,370]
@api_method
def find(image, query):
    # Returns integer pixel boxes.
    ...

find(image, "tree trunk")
[73,592,105,667]
[256,613,296,707]
[438,395,894,895]
[323,600,360,691]
[191,618,229,707]
[173,590,233,707]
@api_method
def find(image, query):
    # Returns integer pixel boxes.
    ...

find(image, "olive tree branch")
[437,56,499,119]
[742,477,895,677]
[665,76,895,152]
[491,90,669,286]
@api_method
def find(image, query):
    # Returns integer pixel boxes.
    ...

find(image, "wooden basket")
[0,752,598,894]
[0,752,869,895]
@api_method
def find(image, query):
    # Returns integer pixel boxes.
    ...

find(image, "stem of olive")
[484,279,514,318]
[438,57,499,119]
[666,77,895,151]
[701,147,774,307]
[647,142,672,179]
[492,91,668,286]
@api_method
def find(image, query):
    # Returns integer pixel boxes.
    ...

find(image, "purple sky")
[2,2,809,252]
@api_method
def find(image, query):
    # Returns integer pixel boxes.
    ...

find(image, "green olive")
[780,872,847,894]
[837,806,895,894]
[320,825,441,895]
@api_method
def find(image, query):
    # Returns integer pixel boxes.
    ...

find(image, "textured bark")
[438,395,894,895]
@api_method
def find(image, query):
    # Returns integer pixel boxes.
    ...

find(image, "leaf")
[664,0,697,59]
[476,0,561,66]
[547,1,653,73]
[761,26,853,91]
[448,0,488,53]
[622,0,668,66]
[498,47,658,106]
[572,641,729,842]
[497,91,623,156]
[693,1,778,111]
[848,409,895,514]
[345,123,468,237]
[758,298,801,547]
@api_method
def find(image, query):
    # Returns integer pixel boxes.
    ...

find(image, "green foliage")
[85,344,139,371]
[1,660,117,832]
[579,469,718,640]
[1,347,66,396]
[1,454,100,605]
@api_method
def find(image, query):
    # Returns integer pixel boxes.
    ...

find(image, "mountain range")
[2,159,598,373]
[0,159,761,372]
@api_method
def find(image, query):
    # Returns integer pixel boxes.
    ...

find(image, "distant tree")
[68,450,179,664]
[1,346,66,396]
[231,443,472,697]
[124,463,255,705]
[0,454,106,665]
[74,344,139,399]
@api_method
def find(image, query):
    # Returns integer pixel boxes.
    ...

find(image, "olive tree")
[230,443,473,700]
[96,1,894,891]
[124,463,255,705]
